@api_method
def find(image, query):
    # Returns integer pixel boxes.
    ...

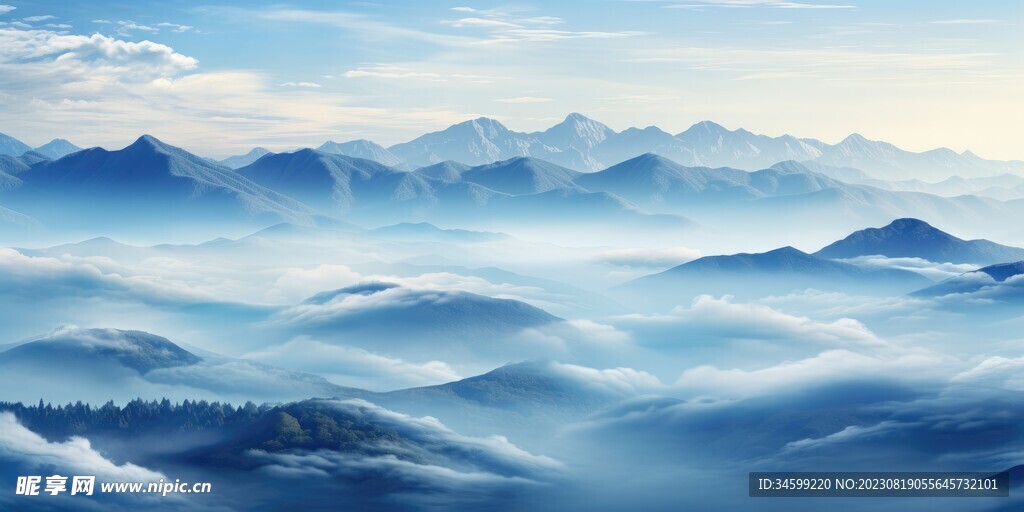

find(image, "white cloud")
[22,15,55,22]
[272,264,363,302]
[0,23,480,153]
[243,337,461,390]
[595,246,701,268]
[477,28,641,45]
[836,255,977,281]
[549,361,666,395]
[494,96,553,103]
[674,348,946,398]
[0,248,214,306]
[249,399,562,490]
[618,295,886,347]
[0,5,15,15]
[783,421,908,452]
[951,355,1024,390]
[0,28,198,76]
[0,412,164,481]
[280,81,322,88]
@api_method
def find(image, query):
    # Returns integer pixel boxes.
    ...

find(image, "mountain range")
[381,115,1023,180]
[0,135,319,230]
[7,115,1024,184]
[618,245,933,302]
[4,129,1024,241]
[0,132,82,159]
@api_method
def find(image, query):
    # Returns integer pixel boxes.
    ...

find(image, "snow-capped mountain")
[388,117,558,169]
[674,120,824,169]
[385,115,1024,179]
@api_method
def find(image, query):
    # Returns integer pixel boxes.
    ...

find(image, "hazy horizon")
[2,1,1023,159]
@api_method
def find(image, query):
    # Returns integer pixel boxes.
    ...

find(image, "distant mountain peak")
[815,218,1024,265]
[468,117,507,130]
[765,245,805,256]
[977,261,1024,282]
[0,327,202,374]
[129,134,167,151]
[696,120,729,131]
[35,138,83,159]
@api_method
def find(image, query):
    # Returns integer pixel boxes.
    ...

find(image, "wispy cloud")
[667,0,855,9]
[22,15,55,22]
[444,17,522,29]
[280,81,322,88]
[632,45,999,83]
[203,6,470,46]
[157,21,193,32]
[344,65,445,81]
[117,19,159,33]
[442,6,634,45]
[0,5,15,15]
[930,19,998,25]
[494,96,553,103]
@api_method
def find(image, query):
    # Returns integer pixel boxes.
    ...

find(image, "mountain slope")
[815,218,1024,265]
[238,148,442,213]
[0,327,200,374]
[0,133,31,157]
[575,154,840,211]
[455,157,583,195]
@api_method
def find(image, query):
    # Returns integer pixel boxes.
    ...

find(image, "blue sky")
[0,0,1021,158]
